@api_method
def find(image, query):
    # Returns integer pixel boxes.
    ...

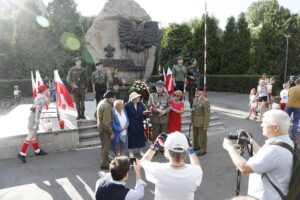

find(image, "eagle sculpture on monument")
[119,18,159,53]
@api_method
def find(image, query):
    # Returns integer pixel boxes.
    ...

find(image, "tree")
[159,23,193,67]
[247,0,292,75]
[236,12,251,74]
[221,16,239,74]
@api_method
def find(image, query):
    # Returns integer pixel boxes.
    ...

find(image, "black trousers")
[174,81,184,93]
[95,84,107,106]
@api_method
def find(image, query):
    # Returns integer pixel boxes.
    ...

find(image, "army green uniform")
[67,66,88,117]
[148,92,171,140]
[191,96,210,153]
[172,64,187,93]
[187,65,201,108]
[92,70,108,106]
[97,99,114,167]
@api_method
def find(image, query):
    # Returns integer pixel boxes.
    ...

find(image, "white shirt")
[141,160,203,200]
[280,89,289,103]
[95,173,147,200]
[247,135,294,200]
[257,85,268,97]
[271,103,280,110]
[115,108,127,136]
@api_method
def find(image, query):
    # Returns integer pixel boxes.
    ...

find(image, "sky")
[43,0,300,29]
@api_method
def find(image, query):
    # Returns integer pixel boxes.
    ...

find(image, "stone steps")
[77,107,225,149]
[77,120,99,148]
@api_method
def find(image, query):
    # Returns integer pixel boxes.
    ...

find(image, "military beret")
[74,57,81,61]
[176,56,184,60]
[156,80,165,87]
[103,90,116,98]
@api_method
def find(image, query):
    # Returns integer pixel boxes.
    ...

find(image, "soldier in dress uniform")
[187,58,201,108]
[191,88,211,156]
[172,56,187,93]
[148,80,171,140]
[92,61,108,106]
[97,91,116,170]
[67,57,88,120]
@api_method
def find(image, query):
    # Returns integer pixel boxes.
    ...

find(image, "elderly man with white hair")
[223,110,294,200]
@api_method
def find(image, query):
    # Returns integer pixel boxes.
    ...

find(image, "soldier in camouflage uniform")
[67,57,88,120]
[172,56,187,93]
[191,88,211,156]
[92,61,108,106]
[148,80,171,140]
[187,58,201,108]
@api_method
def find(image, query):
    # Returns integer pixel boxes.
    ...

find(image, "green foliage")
[159,23,193,67]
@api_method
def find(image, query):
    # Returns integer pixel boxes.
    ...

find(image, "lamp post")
[284,34,290,83]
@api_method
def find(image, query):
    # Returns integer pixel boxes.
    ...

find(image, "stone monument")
[85,0,159,84]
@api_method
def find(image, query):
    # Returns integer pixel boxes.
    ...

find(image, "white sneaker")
[129,152,134,158]
[139,151,145,157]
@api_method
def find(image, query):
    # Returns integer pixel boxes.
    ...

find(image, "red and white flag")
[35,70,44,87]
[165,67,174,95]
[54,70,74,110]
[31,71,37,99]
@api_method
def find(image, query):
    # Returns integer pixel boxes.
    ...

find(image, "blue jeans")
[285,107,300,138]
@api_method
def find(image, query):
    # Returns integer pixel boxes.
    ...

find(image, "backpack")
[263,142,300,200]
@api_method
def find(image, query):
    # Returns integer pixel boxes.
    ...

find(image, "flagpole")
[204,0,207,96]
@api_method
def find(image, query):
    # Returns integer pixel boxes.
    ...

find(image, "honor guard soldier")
[172,56,187,93]
[187,58,201,108]
[67,57,88,120]
[148,80,171,139]
[92,61,108,106]
[191,88,211,156]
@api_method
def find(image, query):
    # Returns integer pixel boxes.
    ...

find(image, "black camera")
[129,157,136,165]
[155,132,168,148]
[228,129,250,146]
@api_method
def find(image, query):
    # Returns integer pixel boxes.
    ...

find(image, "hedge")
[0,75,280,99]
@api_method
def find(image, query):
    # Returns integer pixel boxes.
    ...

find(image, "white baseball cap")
[164,131,189,153]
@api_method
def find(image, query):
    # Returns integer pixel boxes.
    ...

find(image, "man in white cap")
[141,131,203,200]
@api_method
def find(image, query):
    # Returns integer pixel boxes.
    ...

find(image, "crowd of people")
[16,56,299,200]
[246,73,300,141]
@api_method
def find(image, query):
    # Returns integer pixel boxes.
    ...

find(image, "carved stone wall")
[85,0,157,84]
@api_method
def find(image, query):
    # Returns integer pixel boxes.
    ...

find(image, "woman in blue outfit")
[112,99,129,156]
[125,92,146,157]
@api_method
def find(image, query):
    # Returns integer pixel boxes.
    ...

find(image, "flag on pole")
[162,67,166,82]
[35,70,44,87]
[165,67,174,95]
[31,71,37,99]
[54,70,74,110]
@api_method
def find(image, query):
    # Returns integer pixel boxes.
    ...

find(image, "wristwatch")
[150,144,159,151]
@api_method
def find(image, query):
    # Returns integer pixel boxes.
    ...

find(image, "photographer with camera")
[223,110,294,200]
[95,156,146,200]
[141,131,203,200]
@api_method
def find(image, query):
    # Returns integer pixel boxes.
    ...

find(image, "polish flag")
[31,71,37,99]
[54,70,74,110]
[35,70,44,87]
[165,67,174,95]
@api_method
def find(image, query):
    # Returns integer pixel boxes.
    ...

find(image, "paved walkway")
[0,92,298,200]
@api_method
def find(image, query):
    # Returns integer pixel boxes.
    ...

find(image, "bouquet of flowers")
[129,80,150,100]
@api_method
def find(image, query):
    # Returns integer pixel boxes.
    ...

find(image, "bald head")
[262,110,290,134]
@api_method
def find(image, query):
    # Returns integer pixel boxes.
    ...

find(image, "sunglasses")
[174,94,182,97]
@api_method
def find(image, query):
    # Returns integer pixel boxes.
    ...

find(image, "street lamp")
[284,34,291,83]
